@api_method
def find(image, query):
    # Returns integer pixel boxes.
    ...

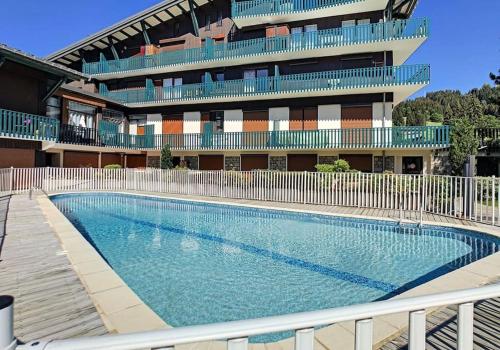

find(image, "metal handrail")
[10,284,500,350]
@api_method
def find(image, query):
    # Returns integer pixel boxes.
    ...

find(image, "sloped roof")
[0,44,86,80]
[46,0,210,66]
[391,0,418,19]
[47,0,419,67]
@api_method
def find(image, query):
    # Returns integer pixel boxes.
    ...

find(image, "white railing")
[3,284,499,350]
[0,167,499,226]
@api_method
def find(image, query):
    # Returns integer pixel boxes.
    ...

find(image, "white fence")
[0,167,499,226]
[3,284,499,350]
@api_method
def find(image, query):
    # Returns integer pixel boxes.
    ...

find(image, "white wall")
[147,114,163,134]
[129,120,138,135]
[372,102,393,128]
[318,104,341,130]
[224,110,243,132]
[183,112,201,134]
[269,107,289,131]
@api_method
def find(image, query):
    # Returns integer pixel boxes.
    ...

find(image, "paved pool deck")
[0,192,499,349]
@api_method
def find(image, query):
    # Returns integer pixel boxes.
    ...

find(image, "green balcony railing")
[152,126,449,150]
[0,108,59,141]
[101,64,430,105]
[83,18,428,76]
[232,0,363,18]
[0,108,450,150]
[79,126,448,150]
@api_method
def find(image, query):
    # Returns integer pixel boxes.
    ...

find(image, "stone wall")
[374,156,395,173]
[432,151,451,175]
[147,156,160,168]
[269,156,287,171]
[224,156,241,171]
[318,155,338,165]
[184,156,199,170]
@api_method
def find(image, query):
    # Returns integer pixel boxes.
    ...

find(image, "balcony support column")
[140,21,152,46]
[187,0,200,37]
[107,37,120,60]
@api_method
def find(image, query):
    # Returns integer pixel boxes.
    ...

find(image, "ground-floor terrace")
[0,139,438,175]
[0,192,498,350]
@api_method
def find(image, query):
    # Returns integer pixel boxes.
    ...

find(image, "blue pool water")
[52,193,499,342]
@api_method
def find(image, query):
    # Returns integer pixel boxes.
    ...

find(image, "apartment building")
[1,0,449,173]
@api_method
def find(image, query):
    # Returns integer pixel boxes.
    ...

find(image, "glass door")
[304,24,318,48]
[244,69,256,94]
[291,27,303,50]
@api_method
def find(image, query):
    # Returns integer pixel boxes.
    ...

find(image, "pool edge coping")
[40,191,500,348]
[36,195,170,334]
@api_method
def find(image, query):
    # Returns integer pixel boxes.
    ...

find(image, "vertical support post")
[227,338,248,350]
[491,176,495,226]
[355,319,373,350]
[0,296,16,350]
[419,176,425,227]
[458,302,474,350]
[409,310,426,350]
[399,198,403,223]
[295,328,314,350]
[9,167,13,195]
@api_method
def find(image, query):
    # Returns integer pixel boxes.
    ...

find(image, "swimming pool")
[52,193,499,342]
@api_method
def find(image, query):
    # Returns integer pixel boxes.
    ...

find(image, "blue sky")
[0,0,498,98]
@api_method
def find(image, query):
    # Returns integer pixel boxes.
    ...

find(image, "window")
[304,24,317,32]
[46,96,61,120]
[210,111,224,132]
[67,101,96,129]
[403,157,423,174]
[217,9,223,27]
[163,78,183,99]
[215,72,224,82]
[205,15,211,31]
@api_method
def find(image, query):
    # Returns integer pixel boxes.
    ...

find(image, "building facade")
[1,0,450,173]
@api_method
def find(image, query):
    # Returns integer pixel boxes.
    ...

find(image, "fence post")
[0,295,16,350]
[43,166,49,192]
[419,176,426,227]
[8,167,13,195]
[491,176,495,226]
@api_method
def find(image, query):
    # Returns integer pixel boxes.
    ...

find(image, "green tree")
[490,69,500,86]
[160,145,174,169]
[449,118,478,175]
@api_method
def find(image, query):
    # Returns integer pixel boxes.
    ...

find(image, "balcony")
[100,64,430,107]
[476,128,500,153]
[83,18,428,79]
[0,108,59,141]
[155,126,449,151]
[231,0,389,27]
[0,108,448,151]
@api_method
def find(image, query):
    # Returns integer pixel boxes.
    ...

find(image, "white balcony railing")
[3,284,499,350]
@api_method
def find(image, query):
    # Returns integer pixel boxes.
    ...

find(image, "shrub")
[315,159,351,173]
[160,145,174,169]
[104,164,122,169]
[315,164,335,173]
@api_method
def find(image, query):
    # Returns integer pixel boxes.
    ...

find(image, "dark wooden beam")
[153,14,164,23]
[176,4,188,16]
[77,49,87,64]
[42,77,66,102]
[164,9,176,19]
